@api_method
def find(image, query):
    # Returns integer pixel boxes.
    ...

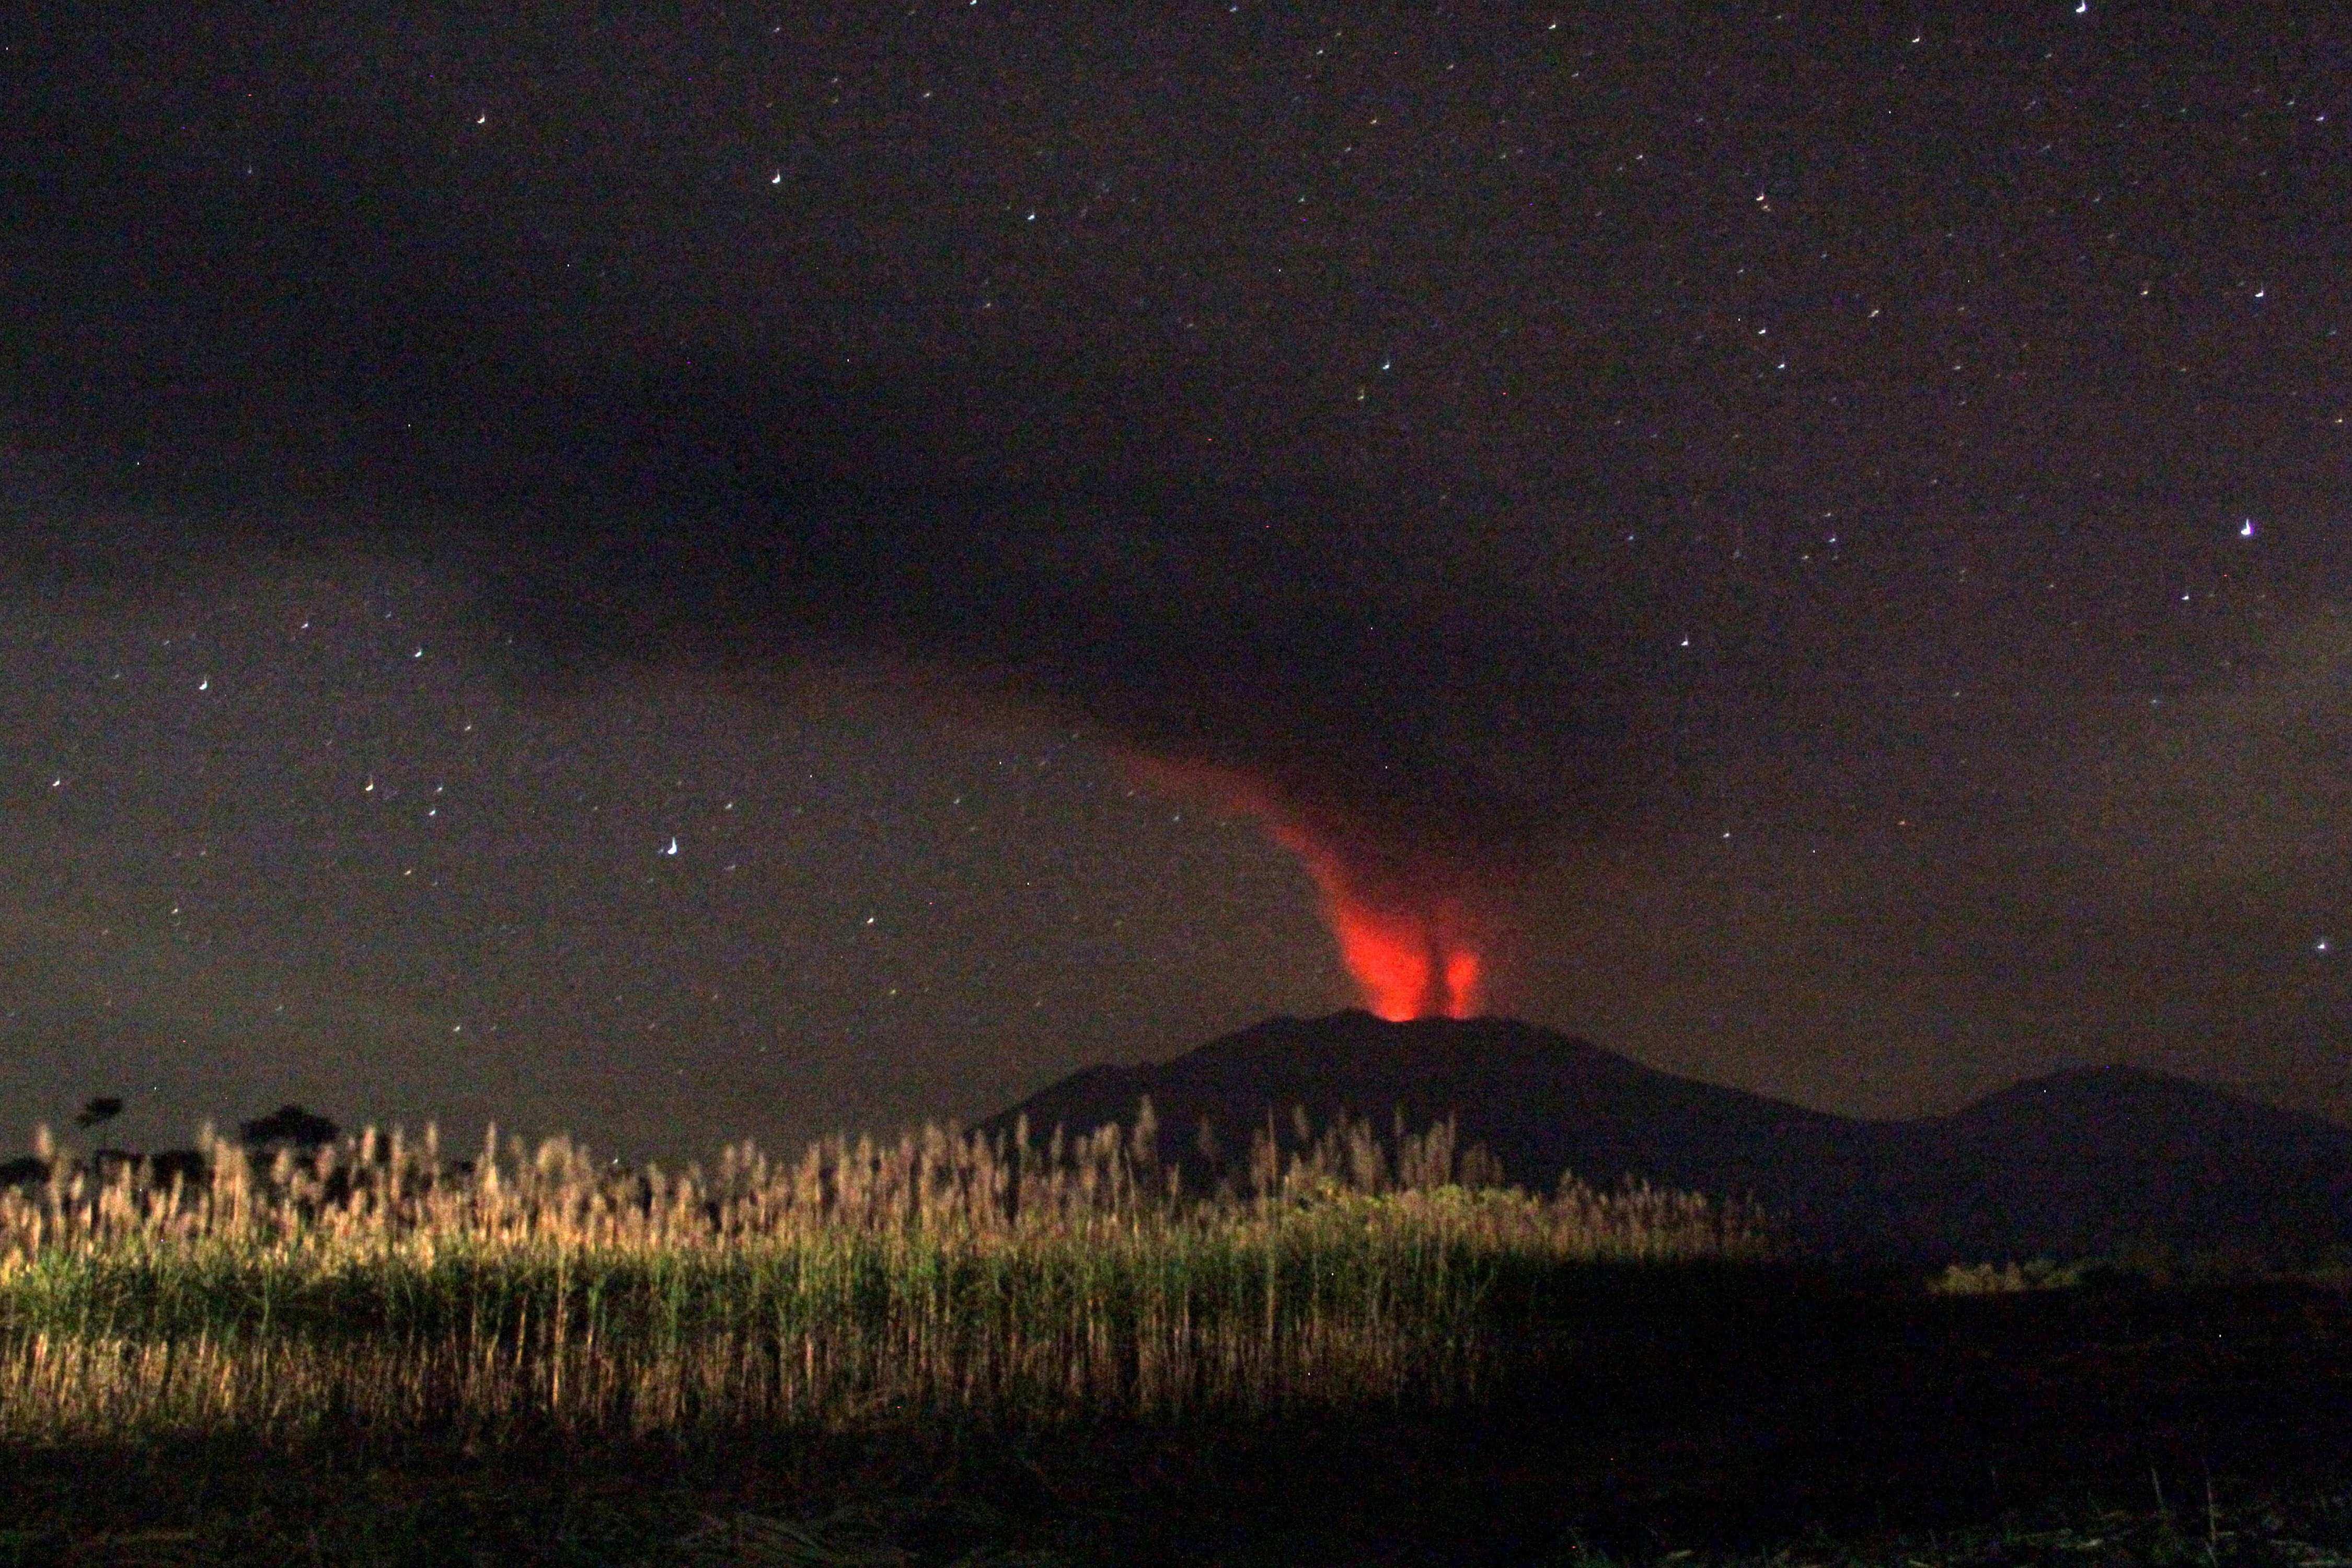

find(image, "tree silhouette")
[239,1104,339,1150]
[74,1097,123,1130]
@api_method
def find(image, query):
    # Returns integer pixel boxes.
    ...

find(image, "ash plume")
[2,33,1648,1019]
[479,441,1642,1017]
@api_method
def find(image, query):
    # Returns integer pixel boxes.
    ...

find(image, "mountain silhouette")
[989,1012,2352,1262]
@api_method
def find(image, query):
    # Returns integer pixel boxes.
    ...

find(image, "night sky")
[3,6,2348,1158]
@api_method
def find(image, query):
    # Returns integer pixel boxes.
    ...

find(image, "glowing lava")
[1135,756,1487,1020]
[1267,818,1484,1021]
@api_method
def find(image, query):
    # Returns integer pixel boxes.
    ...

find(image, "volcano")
[989,1012,2352,1262]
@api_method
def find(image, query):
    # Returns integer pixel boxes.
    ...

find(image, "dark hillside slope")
[997,1010,1861,1210]
[991,1012,2352,1261]
[1886,1064,2352,1260]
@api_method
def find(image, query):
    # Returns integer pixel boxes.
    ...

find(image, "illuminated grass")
[0,1111,1768,1442]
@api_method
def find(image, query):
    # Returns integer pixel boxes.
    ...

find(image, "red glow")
[1442,947,1482,1015]
[1270,820,1484,1020]
[1134,757,1487,1020]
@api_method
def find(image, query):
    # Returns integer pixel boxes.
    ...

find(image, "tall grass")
[0,1108,1768,1443]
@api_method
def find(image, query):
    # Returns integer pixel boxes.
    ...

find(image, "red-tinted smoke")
[1260,816,1483,1020]
[1137,758,1488,1020]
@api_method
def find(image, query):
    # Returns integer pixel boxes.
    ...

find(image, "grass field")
[6,1110,2349,1565]
[0,1109,1762,1444]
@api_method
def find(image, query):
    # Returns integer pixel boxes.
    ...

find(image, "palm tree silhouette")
[74,1096,123,1131]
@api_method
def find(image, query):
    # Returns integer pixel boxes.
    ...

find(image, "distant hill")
[989,1011,2352,1262]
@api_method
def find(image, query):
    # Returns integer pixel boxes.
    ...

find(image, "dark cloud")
[7,15,1658,889]
[3,6,2349,1135]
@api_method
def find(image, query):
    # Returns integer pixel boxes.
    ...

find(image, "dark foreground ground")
[8,1271,2352,1567]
